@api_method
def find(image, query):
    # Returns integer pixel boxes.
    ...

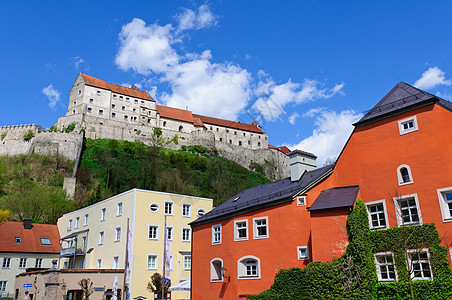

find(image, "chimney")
[288,150,317,181]
[23,219,33,230]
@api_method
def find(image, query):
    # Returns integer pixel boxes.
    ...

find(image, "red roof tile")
[193,114,264,134]
[0,221,60,254]
[157,105,195,124]
[193,116,205,127]
[81,73,154,101]
[277,146,290,154]
[268,144,277,150]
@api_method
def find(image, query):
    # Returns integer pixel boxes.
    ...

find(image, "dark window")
[400,168,410,183]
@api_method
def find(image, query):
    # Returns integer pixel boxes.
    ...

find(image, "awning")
[168,279,190,291]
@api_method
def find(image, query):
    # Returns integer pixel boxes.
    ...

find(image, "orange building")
[190,82,452,299]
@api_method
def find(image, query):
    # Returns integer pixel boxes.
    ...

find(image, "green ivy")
[23,130,34,141]
[250,199,452,300]
[1,132,7,141]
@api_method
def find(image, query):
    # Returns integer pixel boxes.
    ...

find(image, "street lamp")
[220,267,230,282]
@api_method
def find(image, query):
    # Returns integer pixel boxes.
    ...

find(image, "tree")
[78,278,94,300]
[147,273,168,296]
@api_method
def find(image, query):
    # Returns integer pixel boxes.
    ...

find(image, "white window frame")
[148,225,159,240]
[212,224,222,245]
[166,226,174,241]
[237,255,261,279]
[149,203,159,212]
[182,203,192,218]
[234,219,249,241]
[210,258,224,282]
[393,194,423,226]
[99,231,105,245]
[374,251,397,282]
[182,227,191,242]
[96,258,102,268]
[437,186,452,222]
[19,258,27,269]
[197,208,206,217]
[297,246,310,260]
[164,201,174,216]
[183,255,192,270]
[397,164,414,186]
[2,257,11,268]
[35,258,43,268]
[0,281,6,292]
[114,227,121,242]
[407,248,433,280]
[398,116,418,135]
[84,213,89,226]
[100,207,106,221]
[74,217,80,229]
[253,216,269,239]
[67,219,73,231]
[366,200,389,230]
[117,202,123,217]
[112,256,119,269]
[147,254,158,270]
[296,195,306,206]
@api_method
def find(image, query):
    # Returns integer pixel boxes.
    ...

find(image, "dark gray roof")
[288,149,317,159]
[354,82,452,126]
[61,229,89,240]
[308,186,359,211]
[191,165,333,226]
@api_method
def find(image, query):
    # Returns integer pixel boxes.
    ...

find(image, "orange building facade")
[190,82,452,299]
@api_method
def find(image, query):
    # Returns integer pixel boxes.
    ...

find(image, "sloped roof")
[288,149,317,159]
[308,186,359,211]
[277,146,291,154]
[157,105,195,124]
[193,114,264,134]
[191,165,333,225]
[81,73,154,101]
[355,82,452,126]
[0,221,60,254]
[193,116,206,127]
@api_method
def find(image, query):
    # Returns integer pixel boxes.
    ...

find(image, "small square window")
[182,204,191,217]
[296,196,306,206]
[112,113,116,118]
[147,254,158,270]
[297,246,309,260]
[148,225,159,240]
[437,187,452,222]
[15,237,22,243]
[97,90,101,95]
[366,200,388,229]
[98,110,104,115]
[398,116,418,135]
[134,100,138,104]
[89,98,93,103]
[87,107,92,113]
[113,94,117,98]
[112,104,115,109]
[253,217,268,239]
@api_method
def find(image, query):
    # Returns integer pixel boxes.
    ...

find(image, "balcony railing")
[60,246,86,257]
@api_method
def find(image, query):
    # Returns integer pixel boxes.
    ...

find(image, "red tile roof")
[81,73,154,101]
[277,146,290,154]
[268,144,277,150]
[193,114,264,134]
[157,105,195,124]
[193,116,205,127]
[0,221,60,254]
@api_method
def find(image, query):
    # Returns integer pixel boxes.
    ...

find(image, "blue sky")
[1,1,452,164]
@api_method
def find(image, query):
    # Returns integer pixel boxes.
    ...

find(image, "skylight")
[40,238,51,245]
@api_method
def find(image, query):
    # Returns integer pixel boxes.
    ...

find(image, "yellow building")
[57,188,212,300]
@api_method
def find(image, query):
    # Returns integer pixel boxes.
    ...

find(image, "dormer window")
[397,164,413,186]
[398,116,418,135]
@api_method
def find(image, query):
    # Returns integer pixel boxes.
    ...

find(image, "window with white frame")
[96,258,102,268]
[437,187,452,222]
[147,254,158,270]
[375,252,397,281]
[296,195,306,206]
[197,208,206,217]
[238,256,260,279]
[397,164,413,185]
[210,258,223,282]
[117,202,123,216]
[101,207,106,221]
[74,217,80,229]
[253,217,268,239]
[366,200,388,229]
[0,281,6,292]
[408,249,432,280]
[148,225,159,240]
[68,219,73,231]
[35,258,43,268]
[182,203,191,217]
[398,116,418,135]
[167,226,174,241]
[149,203,159,212]
[164,201,174,216]
[113,256,119,269]
[182,228,191,242]
[297,246,309,260]
[183,255,192,270]
[19,258,27,268]
[234,220,248,241]
[2,258,11,268]
[394,194,422,226]
[212,224,222,245]
[99,231,105,245]
[84,213,89,226]
[115,227,121,242]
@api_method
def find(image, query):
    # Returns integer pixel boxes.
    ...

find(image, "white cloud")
[175,5,218,32]
[288,112,299,125]
[42,84,61,109]
[70,56,88,70]
[414,66,451,90]
[435,91,452,101]
[289,109,363,165]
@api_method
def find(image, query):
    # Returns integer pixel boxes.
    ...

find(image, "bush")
[63,122,76,133]
[23,130,34,141]
[1,132,7,141]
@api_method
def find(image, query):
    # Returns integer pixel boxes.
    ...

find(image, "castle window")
[397,165,413,186]
[133,108,136,112]
[248,141,251,145]
[227,130,229,133]
[97,90,100,95]
[258,142,261,146]
[134,100,138,104]
[126,97,130,102]
[219,138,222,142]
[113,94,117,98]
[210,126,213,130]
[162,121,166,127]
[239,141,242,146]
[141,101,144,104]
[230,140,232,144]
[366,200,388,229]
[234,131,237,135]
[112,113,116,118]
[259,135,261,139]
[89,98,93,103]
[124,115,128,120]
[122,106,125,111]
[216,128,219,131]
[243,133,246,136]
[78,90,81,95]
[73,101,76,105]
[178,126,183,132]
[73,110,76,114]
[98,110,103,115]
[87,107,92,113]
[112,104,115,109]
[120,96,123,100]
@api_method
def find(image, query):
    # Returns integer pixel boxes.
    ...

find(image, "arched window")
[178,125,183,132]
[237,255,261,279]
[210,258,223,282]
[397,164,413,185]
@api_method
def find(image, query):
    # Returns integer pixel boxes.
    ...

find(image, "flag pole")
[123,218,129,300]
[162,215,167,300]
